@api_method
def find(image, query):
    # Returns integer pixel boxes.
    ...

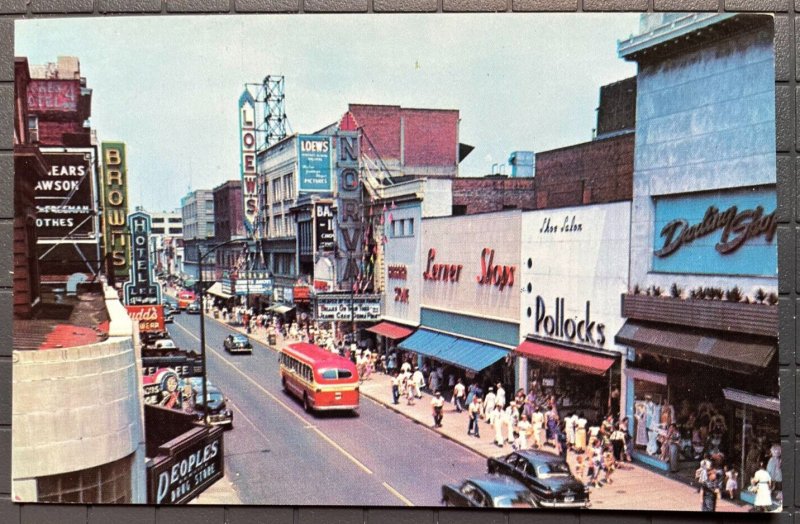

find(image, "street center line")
[381,482,414,506]
[172,321,374,476]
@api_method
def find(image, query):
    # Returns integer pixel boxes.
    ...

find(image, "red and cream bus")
[279,343,360,413]
[177,290,196,310]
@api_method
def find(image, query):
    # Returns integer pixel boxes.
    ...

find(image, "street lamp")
[198,238,246,426]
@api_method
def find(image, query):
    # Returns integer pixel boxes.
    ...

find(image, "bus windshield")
[319,368,354,380]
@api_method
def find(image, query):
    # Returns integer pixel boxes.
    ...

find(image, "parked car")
[441,474,537,508]
[188,378,233,429]
[224,334,253,354]
[153,339,178,351]
[487,450,589,508]
[164,301,179,315]
[164,310,175,323]
[186,302,201,314]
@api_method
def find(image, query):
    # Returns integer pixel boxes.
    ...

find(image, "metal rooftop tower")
[246,75,287,151]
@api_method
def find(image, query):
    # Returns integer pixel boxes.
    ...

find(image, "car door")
[520,459,547,500]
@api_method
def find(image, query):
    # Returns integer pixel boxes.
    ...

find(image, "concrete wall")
[383,202,422,327]
[630,22,777,294]
[12,285,146,502]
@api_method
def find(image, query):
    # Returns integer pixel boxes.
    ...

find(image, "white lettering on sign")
[301,139,330,153]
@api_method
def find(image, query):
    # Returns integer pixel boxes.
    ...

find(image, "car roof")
[465,474,529,495]
[513,449,567,464]
[230,334,248,340]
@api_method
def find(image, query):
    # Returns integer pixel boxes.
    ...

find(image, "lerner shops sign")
[422,247,516,292]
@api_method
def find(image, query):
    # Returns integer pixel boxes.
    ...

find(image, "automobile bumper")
[312,404,359,411]
[229,347,252,354]
[537,500,590,509]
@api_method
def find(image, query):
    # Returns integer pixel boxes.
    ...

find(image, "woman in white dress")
[752,462,773,512]
[515,414,532,450]
[574,413,588,452]
[531,407,545,448]
[490,404,505,447]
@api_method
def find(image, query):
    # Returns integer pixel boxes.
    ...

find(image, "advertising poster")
[12,13,780,513]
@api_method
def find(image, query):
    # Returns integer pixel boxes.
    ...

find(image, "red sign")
[293,286,311,303]
[422,248,462,282]
[27,80,80,113]
[313,280,329,291]
[476,248,516,292]
[387,265,408,280]
[127,305,165,332]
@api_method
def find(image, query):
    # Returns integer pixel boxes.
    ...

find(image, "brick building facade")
[451,176,536,215]
[348,104,461,179]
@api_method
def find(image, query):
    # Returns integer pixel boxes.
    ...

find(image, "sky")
[16,14,640,212]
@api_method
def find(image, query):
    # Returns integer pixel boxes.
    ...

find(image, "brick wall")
[452,177,535,215]
[534,133,634,210]
[348,104,458,170]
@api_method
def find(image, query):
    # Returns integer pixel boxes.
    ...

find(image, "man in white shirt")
[412,367,425,398]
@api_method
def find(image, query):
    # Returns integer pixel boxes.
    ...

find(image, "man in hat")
[431,390,445,428]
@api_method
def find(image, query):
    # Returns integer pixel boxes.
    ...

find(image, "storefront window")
[728,403,780,502]
[632,378,668,455]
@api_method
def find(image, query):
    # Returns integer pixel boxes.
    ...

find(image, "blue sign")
[298,135,333,192]
[652,187,777,276]
[124,211,163,305]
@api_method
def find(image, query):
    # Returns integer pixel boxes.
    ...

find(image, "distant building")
[212,180,246,283]
[181,189,215,282]
[24,55,102,283]
[451,176,536,216]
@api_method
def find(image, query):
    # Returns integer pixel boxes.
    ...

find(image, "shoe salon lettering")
[655,204,777,258]
[476,248,515,292]
[534,296,606,346]
[539,215,583,234]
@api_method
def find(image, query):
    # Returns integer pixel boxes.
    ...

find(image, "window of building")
[168,228,182,235]
[168,218,181,224]
[205,201,213,213]
[151,227,165,234]
[284,174,294,200]
[27,115,39,143]
[36,454,133,504]
[273,179,281,202]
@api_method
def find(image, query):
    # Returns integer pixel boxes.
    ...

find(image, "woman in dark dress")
[701,468,722,512]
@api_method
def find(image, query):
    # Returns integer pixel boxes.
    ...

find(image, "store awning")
[206,282,232,299]
[268,305,295,315]
[615,321,775,374]
[723,388,779,413]
[366,321,414,340]
[514,340,615,376]
[399,328,508,373]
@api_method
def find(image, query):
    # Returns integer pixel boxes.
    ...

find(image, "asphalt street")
[167,311,486,506]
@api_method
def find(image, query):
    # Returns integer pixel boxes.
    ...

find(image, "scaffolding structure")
[245,75,288,151]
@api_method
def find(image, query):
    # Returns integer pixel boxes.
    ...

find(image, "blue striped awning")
[399,328,508,373]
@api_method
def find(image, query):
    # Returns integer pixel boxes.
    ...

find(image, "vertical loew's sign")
[101,142,131,280]
[335,131,362,287]
[124,211,162,305]
[239,90,258,238]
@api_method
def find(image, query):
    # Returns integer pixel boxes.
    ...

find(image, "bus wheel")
[303,394,311,413]
[281,376,287,391]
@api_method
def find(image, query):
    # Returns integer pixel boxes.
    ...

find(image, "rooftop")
[14,285,110,351]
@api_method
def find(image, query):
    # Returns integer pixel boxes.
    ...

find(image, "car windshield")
[493,491,536,508]
[196,391,224,405]
[536,462,572,477]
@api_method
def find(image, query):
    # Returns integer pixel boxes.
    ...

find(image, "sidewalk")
[197,307,749,512]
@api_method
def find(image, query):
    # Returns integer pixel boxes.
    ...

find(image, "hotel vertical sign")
[124,211,162,306]
[239,90,258,238]
[101,142,131,280]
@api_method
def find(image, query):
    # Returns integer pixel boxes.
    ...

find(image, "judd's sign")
[126,305,165,332]
[239,90,258,237]
[147,425,224,505]
[101,142,131,279]
[124,211,162,306]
